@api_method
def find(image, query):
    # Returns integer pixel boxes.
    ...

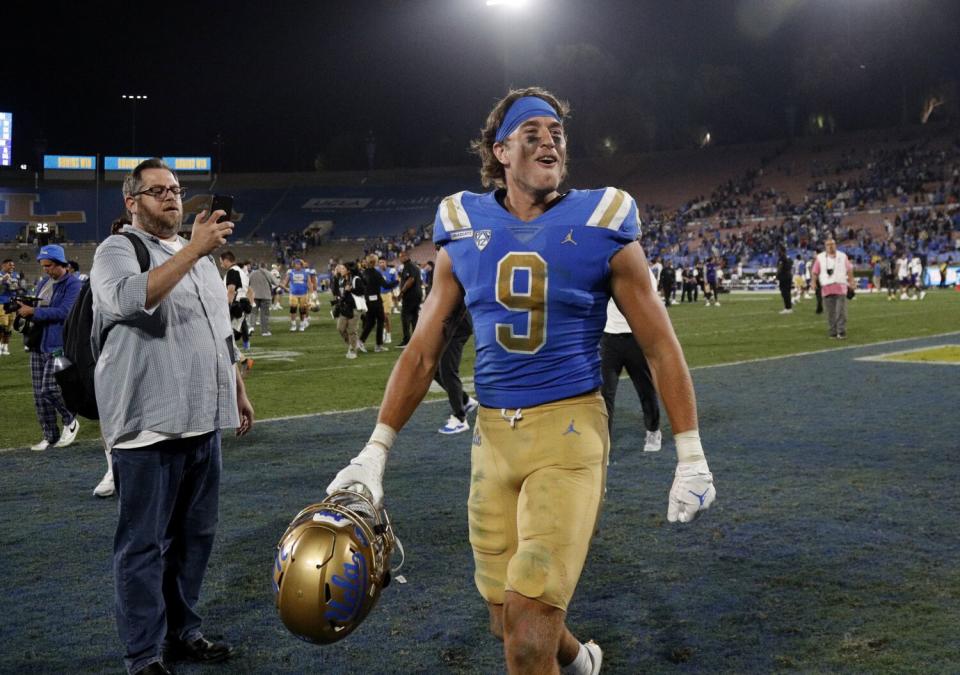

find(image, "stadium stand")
[2,123,957,280]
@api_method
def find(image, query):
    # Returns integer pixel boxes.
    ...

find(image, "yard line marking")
[855,344,960,365]
[688,330,960,371]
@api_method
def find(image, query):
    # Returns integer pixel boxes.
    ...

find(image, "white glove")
[668,460,716,523]
[326,443,388,508]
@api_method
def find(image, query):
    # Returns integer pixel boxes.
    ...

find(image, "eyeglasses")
[133,185,187,200]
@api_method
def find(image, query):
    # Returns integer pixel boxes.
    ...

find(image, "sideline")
[2,330,958,453]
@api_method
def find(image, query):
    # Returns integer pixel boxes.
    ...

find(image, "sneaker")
[383,333,392,344]
[290,322,298,332]
[346,349,357,359]
[920,291,927,300]
[438,415,469,435]
[54,418,80,448]
[714,301,721,306]
[900,293,908,300]
[30,439,50,452]
[643,429,662,452]
[779,308,793,314]
[464,396,480,414]
[261,331,272,337]
[302,319,310,329]
[909,295,917,301]
[837,333,847,340]
[356,342,368,353]
[584,641,603,675]
[374,345,389,353]
[93,470,115,498]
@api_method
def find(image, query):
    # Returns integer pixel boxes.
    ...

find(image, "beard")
[136,203,182,239]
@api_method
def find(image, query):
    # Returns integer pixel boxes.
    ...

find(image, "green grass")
[1,289,958,449]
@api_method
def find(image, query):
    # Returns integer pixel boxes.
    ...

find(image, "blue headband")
[495,96,560,143]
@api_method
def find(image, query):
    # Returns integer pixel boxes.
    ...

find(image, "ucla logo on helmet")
[474,230,492,251]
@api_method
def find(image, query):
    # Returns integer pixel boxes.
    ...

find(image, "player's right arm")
[326,247,465,506]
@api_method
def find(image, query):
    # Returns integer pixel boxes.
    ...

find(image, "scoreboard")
[23,222,59,245]
[163,156,211,172]
[104,156,151,171]
[43,155,97,170]
[104,156,211,172]
[0,112,11,166]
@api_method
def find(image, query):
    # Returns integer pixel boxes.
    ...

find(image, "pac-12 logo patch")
[474,230,492,251]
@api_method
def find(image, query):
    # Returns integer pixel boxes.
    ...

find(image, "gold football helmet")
[273,490,398,644]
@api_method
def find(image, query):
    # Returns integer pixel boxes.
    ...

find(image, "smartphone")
[209,194,234,223]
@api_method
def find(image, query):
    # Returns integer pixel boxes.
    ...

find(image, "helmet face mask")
[273,490,396,644]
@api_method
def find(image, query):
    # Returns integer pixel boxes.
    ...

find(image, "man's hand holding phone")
[188,208,234,258]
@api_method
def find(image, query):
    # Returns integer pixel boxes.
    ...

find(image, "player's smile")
[497,116,567,198]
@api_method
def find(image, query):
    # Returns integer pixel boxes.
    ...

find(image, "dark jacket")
[776,254,792,285]
[400,260,422,304]
[33,272,82,353]
[360,267,393,303]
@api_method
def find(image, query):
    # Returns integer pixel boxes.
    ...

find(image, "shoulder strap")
[120,231,151,272]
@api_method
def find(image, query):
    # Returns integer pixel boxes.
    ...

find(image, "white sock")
[561,642,592,675]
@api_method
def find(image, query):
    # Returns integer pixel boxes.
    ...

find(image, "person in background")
[68,260,88,282]
[811,237,854,339]
[397,249,422,347]
[776,246,793,314]
[600,270,663,453]
[283,258,310,331]
[358,253,394,353]
[248,263,275,337]
[378,257,397,343]
[434,299,478,435]
[14,244,82,451]
[0,258,23,356]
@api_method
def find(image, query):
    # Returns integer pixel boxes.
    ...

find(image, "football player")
[378,257,397,343]
[283,259,310,331]
[327,87,715,674]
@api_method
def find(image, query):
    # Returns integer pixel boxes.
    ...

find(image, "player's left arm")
[610,241,716,523]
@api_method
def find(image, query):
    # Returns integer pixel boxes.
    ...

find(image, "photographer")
[0,258,23,356]
[811,237,854,339]
[15,245,82,451]
[219,251,254,360]
[331,263,360,358]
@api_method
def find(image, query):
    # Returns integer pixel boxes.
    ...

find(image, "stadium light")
[121,94,149,154]
[486,0,528,8]
[486,0,532,89]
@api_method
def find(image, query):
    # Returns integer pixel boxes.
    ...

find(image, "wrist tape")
[368,423,397,452]
[675,429,705,463]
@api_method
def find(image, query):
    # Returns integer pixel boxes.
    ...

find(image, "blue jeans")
[112,431,221,674]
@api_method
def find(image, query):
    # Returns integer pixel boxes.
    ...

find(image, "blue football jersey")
[287,269,309,295]
[434,188,639,408]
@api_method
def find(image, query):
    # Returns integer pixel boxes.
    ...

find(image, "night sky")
[5,0,959,172]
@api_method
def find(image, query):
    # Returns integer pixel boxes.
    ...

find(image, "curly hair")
[470,86,570,189]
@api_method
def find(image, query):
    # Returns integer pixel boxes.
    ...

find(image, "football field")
[1,290,958,673]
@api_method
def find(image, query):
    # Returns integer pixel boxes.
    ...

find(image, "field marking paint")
[689,330,960,372]
[854,344,960,366]
[2,331,957,454]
